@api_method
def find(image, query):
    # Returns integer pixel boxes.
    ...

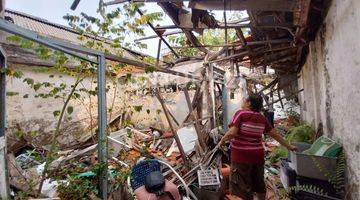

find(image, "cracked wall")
[298,0,360,198]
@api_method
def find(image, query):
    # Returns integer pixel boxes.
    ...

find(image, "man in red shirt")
[219,94,297,200]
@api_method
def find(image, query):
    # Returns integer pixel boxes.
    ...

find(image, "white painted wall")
[5,61,204,149]
[224,71,247,124]
[298,0,360,197]
[6,65,126,148]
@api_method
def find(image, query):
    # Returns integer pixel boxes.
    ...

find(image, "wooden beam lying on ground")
[154,88,189,166]
[183,87,205,154]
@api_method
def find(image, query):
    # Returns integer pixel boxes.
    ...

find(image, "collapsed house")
[0,0,359,199]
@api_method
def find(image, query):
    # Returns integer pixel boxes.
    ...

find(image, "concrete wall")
[6,65,125,149]
[298,0,360,198]
[5,61,204,150]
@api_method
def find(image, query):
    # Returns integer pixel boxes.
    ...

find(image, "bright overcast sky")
[6,1,240,58]
[6,0,177,57]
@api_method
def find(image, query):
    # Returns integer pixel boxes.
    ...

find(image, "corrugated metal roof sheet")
[5,9,87,45]
[3,9,149,60]
[1,9,152,74]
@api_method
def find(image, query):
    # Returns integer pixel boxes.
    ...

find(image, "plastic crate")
[296,176,340,198]
[292,190,342,200]
[289,142,337,181]
[197,169,221,187]
[190,184,223,200]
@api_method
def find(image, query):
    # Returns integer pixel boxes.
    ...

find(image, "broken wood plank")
[183,87,205,154]
[154,88,189,166]
[265,88,304,107]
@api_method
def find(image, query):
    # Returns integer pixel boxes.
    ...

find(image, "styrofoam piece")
[197,169,220,187]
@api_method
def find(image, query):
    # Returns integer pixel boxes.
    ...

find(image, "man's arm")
[219,126,239,147]
[267,129,297,151]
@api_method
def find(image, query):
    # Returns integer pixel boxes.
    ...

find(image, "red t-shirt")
[229,110,272,164]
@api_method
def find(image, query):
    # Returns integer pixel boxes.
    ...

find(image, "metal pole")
[97,55,108,199]
[223,0,228,56]
[0,47,10,199]
[222,79,229,131]
[208,64,216,128]
[156,39,162,67]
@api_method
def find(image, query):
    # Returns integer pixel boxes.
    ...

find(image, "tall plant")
[3,1,163,196]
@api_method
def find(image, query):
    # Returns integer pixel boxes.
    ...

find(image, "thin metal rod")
[265,89,304,107]
[277,84,284,109]
[134,30,183,42]
[135,9,180,58]
[208,64,216,128]
[70,0,81,10]
[97,55,108,199]
[0,47,10,199]
[156,39,162,67]
[223,0,228,56]
[221,82,229,131]
[257,78,279,94]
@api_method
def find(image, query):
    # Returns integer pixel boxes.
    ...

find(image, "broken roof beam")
[154,88,190,167]
[135,8,180,58]
[104,0,187,6]
[0,19,197,79]
[154,23,294,31]
[157,2,211,54]
[134,30,183,42]
[171,38,293,49]
[188,0,297,11]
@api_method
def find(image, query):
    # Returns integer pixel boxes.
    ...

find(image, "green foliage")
[14,180,37,200]
[23,78,34,86]
[53,110,61,117]
[133,105,143,112]
[167,29,238,58]
[5,2,166,197]
[67,106,74,115]
[156,109,162,115]
[269,146,287,164]
[144,66,156,73]
[6,91,19,96]
[269,124,315,163]
[0,67,23,78]
[57,178,98,200]
[287,184,326,197]
[311,151,346,197]
[285,124,315,143]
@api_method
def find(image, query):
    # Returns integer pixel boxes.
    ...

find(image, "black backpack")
[145,171,176,200]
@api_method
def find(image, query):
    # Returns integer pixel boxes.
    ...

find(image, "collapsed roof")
[108,0,330,77]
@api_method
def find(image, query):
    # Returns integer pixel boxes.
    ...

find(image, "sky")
[5,1,240,58]
[6,0,176,57]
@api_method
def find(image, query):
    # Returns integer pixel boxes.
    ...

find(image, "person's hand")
[288,145,298,152]
[218,140,224,148]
